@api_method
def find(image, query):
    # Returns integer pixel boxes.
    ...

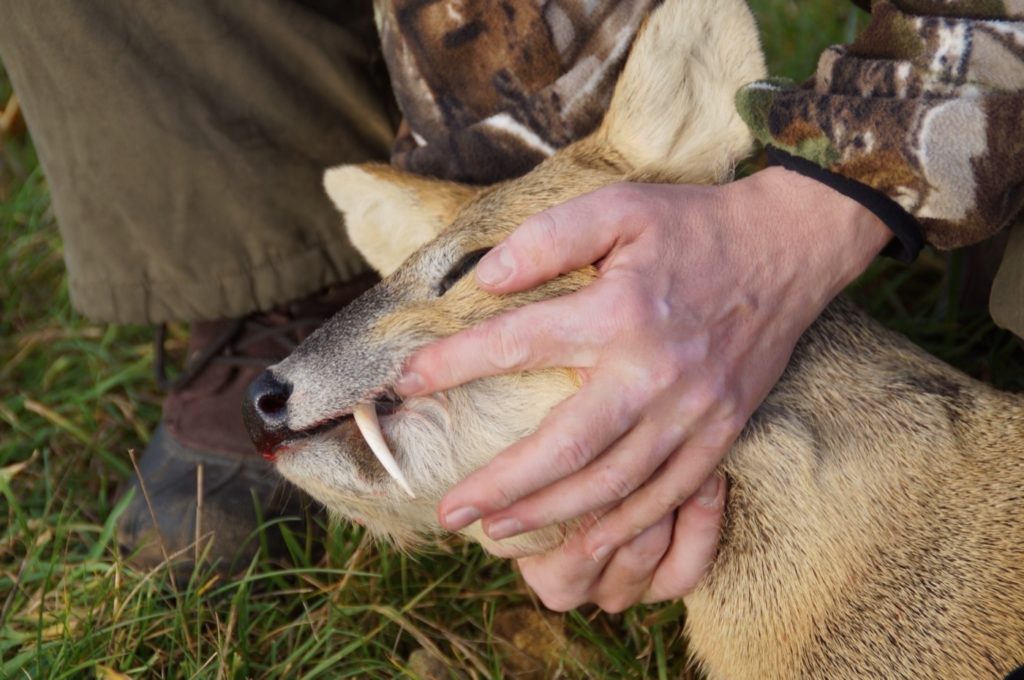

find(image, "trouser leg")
[0,0,396,324]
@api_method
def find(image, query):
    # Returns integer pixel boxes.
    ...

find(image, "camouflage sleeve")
[736,0,1024,256]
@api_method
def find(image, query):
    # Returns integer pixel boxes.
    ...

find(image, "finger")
[480,397,692,540]
[483,501,616,560]
[396,282,617,396]
[517,519,610,612]
[474,185,640,292]
[590,512,674,613]
[438,370,640,531]
[643,472,727,603]
[582,423,735,557]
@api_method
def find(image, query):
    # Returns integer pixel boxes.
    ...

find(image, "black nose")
[243,370,294,453]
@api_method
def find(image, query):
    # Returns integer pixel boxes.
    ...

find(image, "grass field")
[2,3,1022,679]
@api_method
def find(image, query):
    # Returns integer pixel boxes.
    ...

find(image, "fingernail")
[486,517,523,540]
[443,506,481,530]
[476,246,514,286]
[591,545,612,562]
[394,372,424,396]
[697,473,723,507]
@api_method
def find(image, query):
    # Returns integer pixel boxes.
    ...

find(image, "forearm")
[727,166,893,305]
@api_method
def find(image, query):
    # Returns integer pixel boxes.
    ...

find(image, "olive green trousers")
[0,0,395,323]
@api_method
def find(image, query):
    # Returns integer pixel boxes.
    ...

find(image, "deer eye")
[438,248,490,296]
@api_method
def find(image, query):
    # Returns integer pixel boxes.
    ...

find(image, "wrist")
[739,166,891,295]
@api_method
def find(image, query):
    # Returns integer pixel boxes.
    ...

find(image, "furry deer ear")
[594,0,766,184]
[324,163,478,276]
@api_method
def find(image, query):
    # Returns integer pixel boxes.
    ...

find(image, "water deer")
[243,0,1024,676]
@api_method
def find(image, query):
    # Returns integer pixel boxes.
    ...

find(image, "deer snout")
[243,370,294,454]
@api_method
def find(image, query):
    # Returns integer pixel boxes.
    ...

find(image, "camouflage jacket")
[736,0,1024,256]
[377,0,1023,333]
[376,0,658,185]
[380,0,1023,245]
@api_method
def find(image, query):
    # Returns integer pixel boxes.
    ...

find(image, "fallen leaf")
[492,607,595,679]
[407,649,467,680]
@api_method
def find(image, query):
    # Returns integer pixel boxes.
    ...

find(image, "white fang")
[352,402,416,498]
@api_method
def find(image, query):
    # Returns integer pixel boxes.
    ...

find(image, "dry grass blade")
[0,449,38,484]
[22,399,92,445]
[195,463,204,571]
[0,93,23,139]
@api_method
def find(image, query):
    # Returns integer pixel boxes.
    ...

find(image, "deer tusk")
[352,402,416,498]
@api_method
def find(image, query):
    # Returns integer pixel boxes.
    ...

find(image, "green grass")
[2,4,1022,679]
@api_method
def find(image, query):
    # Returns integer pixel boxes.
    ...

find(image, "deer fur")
[257,0,1024,676]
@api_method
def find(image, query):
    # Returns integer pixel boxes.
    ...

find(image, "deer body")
[690,301,1024,677]
[243,1,1024,676]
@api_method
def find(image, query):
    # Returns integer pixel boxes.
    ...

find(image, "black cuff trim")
[766,146,924,262]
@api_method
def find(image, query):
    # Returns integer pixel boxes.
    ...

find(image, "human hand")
[517,471,727,612]
[396,166,891,604]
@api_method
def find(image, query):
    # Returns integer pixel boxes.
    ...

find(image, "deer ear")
[324,163,478,276]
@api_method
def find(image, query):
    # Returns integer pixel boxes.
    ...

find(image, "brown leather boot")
[116,276,376,579]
